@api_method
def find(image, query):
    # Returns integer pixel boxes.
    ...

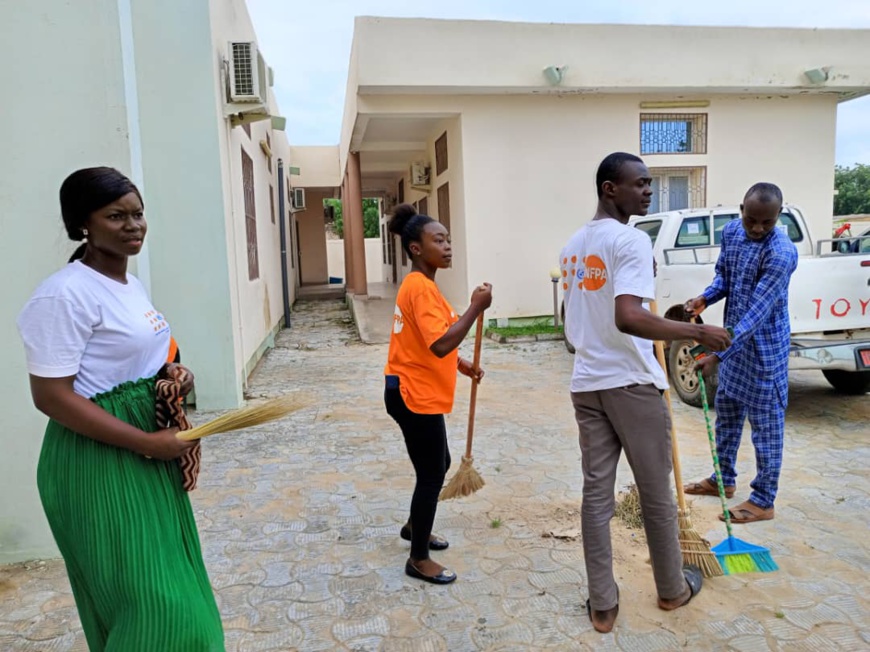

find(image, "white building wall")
[134,0,241,407]
[327,239,384,283]
[0,0,132,564]
[359,92,840,319]
[379,117,468,308]
[0,0,294,563]
[207,0,290,383]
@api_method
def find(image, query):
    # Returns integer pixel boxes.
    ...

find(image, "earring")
[82,229,88,237]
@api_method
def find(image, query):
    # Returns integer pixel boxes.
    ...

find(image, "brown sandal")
[684,478,735,499]
[719,500,774,524]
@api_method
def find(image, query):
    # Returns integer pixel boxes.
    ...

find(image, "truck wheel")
[668,339,718,408]
[822,370,870,395]
[562,301,575,354]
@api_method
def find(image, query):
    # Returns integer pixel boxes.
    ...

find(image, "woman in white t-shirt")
[17,168,224,651]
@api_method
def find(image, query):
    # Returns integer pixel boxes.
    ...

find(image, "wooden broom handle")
[464,313,485,459]
[649,300,689,512]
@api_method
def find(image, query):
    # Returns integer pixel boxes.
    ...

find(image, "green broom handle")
[698,370,734,540]
[465,313,485,459]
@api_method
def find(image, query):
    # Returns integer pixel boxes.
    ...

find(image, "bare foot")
[658,565,702,611]
[658,585,692,611]
[587,599,618,633]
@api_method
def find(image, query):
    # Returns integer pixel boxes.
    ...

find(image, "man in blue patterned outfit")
[684,183,798,523]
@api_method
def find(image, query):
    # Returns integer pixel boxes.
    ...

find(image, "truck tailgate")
[790,255,870,334]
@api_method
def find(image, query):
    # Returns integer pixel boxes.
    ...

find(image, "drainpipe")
[277,158,291,328]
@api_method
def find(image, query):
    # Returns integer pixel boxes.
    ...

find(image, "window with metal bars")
[648,167,707,214]
[640,113,707,154]
[241,149,259,279]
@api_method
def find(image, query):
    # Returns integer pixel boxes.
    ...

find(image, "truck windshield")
[675,212,803,247]
[634,220,663,245]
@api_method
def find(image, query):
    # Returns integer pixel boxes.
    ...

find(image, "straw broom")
[440,313,486,501]
[650,301,723,578]
[177,394,308,441]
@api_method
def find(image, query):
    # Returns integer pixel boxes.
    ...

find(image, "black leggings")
[385,383,451,561]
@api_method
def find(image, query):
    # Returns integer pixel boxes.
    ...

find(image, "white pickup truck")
[629,205,870,406]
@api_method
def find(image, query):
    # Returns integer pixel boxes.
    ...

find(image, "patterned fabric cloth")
[703,219,798,409]
[710,393,785,509]
[155,365,201,491]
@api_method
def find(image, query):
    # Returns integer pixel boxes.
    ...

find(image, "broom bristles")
[178,395,307,441]
[678,509,724,578]
[439,456,485,501]
[712,536,778,575]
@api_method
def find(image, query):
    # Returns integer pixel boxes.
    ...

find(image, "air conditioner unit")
[410,162,431,189]
[228,41,269,104]
[292,188,306,211]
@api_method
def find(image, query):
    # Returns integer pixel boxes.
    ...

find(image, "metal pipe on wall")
[277,158,292,328]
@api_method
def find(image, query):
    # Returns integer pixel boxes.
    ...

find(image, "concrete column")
[347,151,368,296]
[340,176,354,290]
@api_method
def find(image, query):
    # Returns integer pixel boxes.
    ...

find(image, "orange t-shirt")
[384,272,459,414]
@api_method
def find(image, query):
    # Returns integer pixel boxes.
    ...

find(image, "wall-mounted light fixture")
[803,68,829,84]
[543,65,568,86]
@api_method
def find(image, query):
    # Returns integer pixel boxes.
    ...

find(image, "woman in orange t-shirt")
[384,204,492,585]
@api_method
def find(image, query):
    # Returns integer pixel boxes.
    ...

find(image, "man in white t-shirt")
[561,152,732,633]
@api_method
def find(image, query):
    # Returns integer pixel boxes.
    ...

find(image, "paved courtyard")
[1,298,868,651]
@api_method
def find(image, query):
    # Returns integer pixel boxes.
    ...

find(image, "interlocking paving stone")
[332,614,390,642]
[616,629,685,652]
[2,298,869,651]
[814,622,868,651]
[470,620,535,648]
[721,634,770,652]
[785,602,852,630]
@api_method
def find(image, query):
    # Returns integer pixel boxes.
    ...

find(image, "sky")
[248,0,870,167]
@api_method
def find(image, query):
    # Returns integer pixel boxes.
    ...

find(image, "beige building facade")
[1,0,297,562]
[337,18,870,319]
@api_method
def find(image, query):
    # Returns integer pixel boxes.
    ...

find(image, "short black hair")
[744,182,783,206]
[596,152,644,198]
[60,167,142,262]
[60,167,142,242]
[387,203,435,257]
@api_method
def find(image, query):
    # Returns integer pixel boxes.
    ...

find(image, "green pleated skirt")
[37,378,224,651]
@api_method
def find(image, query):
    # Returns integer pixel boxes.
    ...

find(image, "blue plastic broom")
[698,371,778,575]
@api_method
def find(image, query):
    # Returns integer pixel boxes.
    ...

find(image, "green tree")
[324,198,380,238]
[834,164,870,216]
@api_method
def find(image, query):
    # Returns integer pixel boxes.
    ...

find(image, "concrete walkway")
[1,298,868,651]
[349,282,397,345]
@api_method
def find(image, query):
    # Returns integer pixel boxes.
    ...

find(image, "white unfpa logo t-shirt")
[392,305,404,334]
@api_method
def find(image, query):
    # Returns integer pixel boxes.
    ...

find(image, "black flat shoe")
[400,525,449,551]
[405,560,457,585]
